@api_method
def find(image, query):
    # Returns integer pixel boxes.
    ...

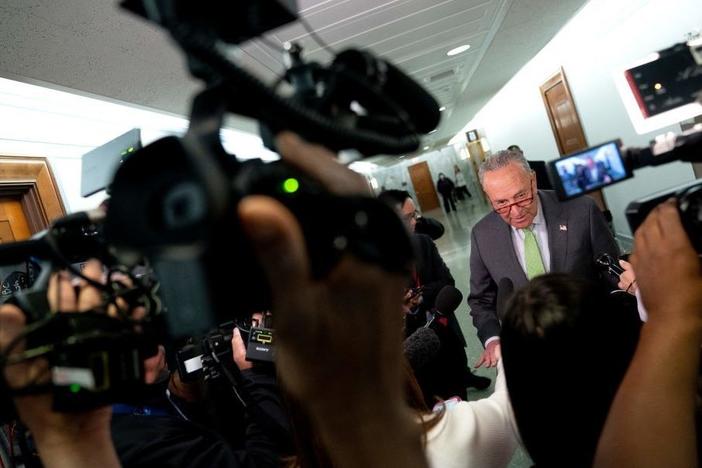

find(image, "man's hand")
[231,328,253,371]
[594,201,702,468]
[630,200,702,326]
[0,260,119,468]
[403,288,423,313]
[617,259,638,295]
[237,133,426,468]
[474,339,501,368]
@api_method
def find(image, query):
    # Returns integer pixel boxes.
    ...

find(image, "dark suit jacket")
[410,233,467,347]
[413,233,454,307]
[468,190,620,345]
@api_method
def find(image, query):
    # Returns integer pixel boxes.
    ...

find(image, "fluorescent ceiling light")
[447,44,471,56]
[439,106,446,112]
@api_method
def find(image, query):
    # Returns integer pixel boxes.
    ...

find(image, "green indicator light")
[69,383,81,393]
[282,178,300,194]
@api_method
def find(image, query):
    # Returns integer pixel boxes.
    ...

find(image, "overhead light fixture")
[447,44,470,56]
[439,106,446,112]
[428,129,437,134]
[423,146,430,150]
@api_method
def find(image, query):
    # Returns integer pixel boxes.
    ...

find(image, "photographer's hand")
[595,200,702,468]
[616,259,637,295]
[238,133,426,468]
[0,260,120,468]
[232,328,253,371]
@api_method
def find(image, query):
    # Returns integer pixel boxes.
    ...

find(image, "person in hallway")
[436,173,457,213]
[378,190,491,402]
[501,273,641,467]
[453,165,472,201]
[468,149,625,368]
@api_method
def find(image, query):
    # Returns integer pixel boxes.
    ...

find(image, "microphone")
[426,285,463,328]
[403,327,440,372]
[496,278,515,319]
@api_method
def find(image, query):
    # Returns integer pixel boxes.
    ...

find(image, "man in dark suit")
[469,149,624,368]
[378,190,491,398]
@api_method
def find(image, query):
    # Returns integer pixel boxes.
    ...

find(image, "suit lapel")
[540,191,568,272]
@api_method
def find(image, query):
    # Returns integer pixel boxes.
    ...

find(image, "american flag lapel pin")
[559,224,567,231]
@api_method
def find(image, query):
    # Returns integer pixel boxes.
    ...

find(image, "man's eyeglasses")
[403,211,419,222]
[492,181,535,215]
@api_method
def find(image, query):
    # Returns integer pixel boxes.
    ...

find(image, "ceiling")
[0,0,587,154]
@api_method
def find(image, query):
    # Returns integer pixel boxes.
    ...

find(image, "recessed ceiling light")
[447,44,471,56]
[439,106,446,112]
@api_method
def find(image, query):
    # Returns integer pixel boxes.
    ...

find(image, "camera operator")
[1,132,428,468]
[0,262,121,468]
[595,200,702,468]
[500,273,641,467]
[378,190,490,404]
[238,133,427,468]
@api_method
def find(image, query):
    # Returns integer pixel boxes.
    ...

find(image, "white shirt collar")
[511,195,544,236]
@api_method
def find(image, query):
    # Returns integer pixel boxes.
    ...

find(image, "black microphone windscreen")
[383,60,441,133]
[403,327,440,372]
[435,285,463,315]
[496,278,515,319]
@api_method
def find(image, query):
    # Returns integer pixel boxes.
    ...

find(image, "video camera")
[0,0,433,413]
[175,313,274,384]
[547,39,702,251]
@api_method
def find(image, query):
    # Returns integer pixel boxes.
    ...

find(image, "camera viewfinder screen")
[554,142,628,197]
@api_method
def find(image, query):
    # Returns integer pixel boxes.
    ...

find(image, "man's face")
[482,162,538,229]
[400,198,417,232]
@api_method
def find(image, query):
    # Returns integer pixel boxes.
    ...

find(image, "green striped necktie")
[523,226,546,279]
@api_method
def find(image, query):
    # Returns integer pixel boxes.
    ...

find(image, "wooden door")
[540,68,607,210]
[0,198,31,242]
[466,142,487,202]
[408,162,440,211]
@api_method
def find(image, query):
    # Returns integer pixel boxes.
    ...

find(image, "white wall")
[461,0,701,239]
[0,77,276,214]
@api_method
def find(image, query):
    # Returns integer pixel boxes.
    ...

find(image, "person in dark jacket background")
[436,173,456,213]
[378,190,490,405]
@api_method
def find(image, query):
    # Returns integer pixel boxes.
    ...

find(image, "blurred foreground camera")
[547,38,702,251]
[0,0,433,414]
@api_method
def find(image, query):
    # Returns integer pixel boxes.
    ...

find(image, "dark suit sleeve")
[587,198,620,259]
[421,238,455,307]
[467,229,501,346]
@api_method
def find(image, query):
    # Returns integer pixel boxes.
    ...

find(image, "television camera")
[0,0,434,414]
[547,38,702,251]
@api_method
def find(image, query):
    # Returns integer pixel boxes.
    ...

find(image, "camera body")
[0,0,430,414]
[626,179,702,252]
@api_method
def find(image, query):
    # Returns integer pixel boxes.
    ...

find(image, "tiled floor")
[423,196,533,468]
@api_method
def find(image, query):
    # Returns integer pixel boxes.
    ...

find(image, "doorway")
[540,68,607,211]
[0,198,31,242]
[408,161,440,211]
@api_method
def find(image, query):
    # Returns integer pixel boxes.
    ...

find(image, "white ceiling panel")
[0,0,588,146]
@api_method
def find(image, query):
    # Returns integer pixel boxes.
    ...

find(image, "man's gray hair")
[478,149,532,186]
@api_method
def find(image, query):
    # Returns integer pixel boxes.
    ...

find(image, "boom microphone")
[403,327,441,372]
[434,285,463,316]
